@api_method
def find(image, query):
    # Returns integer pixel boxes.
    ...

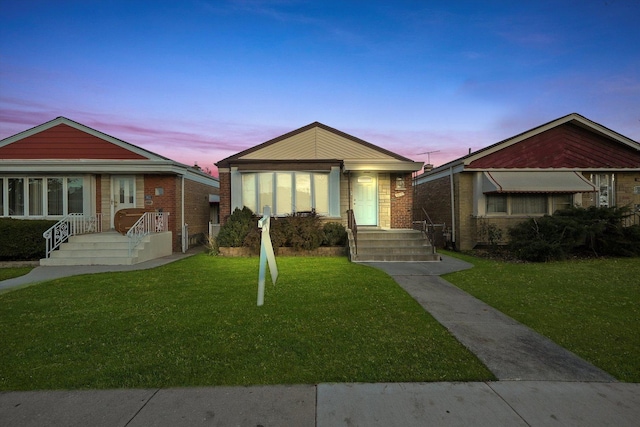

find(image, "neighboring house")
[215,121,423,229]
[0,116,219,255]
[414,113,640,251]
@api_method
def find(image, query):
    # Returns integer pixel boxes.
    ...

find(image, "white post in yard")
[257,206,278,306]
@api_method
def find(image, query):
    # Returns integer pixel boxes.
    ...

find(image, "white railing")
[127,212,170,255]
[43,213,103,258]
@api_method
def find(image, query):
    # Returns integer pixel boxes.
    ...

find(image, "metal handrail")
[418,207,446,252]
[623,211,640,227]
[43,213,102,258]
[347,209,358,254]
[126,212,170,255]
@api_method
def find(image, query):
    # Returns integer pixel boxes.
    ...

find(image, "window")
[48,178,63,215]
[258,173,273,215]
[511,194,546,214]
[275,173,292,215]
[1,176,84,217]
[241,171,331,216]
[485,193,574,216]
[241,174,257,212]
[295,173,312,211]
[314,174,329,214]
[67,178,84,213]
[590,173,615,207]
[28,178,44,216]
[8,178,24,216]
[486,194,507,213]
[552,194,573,212]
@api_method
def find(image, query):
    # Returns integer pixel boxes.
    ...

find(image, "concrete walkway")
[0,249,199,293]
[1,254,638,426]
[361,258,616,382]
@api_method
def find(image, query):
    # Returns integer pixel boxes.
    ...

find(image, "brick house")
[414,113,640,251]
[215,122,423,230]
[0,117,219,257]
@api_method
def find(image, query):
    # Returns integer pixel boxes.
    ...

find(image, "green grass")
[0,267,34,281]
[0,255,493,390]
[441,251,640,382]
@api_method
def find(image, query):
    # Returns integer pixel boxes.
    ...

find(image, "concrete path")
[0,250,199,293]
[2,381,639,426]
[361,257,616,382]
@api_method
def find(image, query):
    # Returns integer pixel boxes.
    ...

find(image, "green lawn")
[0,267,34,281]
[0,255,493,390]
[441,251,640,382]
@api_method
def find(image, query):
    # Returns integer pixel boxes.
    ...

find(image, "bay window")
[241,171,332,216]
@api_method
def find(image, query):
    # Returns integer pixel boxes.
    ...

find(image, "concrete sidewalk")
[2,381,639,426]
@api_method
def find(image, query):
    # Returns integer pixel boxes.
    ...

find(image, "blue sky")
[1,0,639,174]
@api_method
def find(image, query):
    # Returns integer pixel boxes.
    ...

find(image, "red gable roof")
[0,122,148,160]
[468,122,640,169]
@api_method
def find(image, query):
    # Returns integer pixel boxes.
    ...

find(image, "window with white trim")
[241,171,330,215]
[486,193,574,216]
[1,176,85,217]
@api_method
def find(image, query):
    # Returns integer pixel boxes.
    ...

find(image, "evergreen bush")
[0,218,57,260]
[322,222,347,246]
[508,206,640,261]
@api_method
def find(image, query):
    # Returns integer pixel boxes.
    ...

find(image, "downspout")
[449,166,456,249]
[181,173,186,253]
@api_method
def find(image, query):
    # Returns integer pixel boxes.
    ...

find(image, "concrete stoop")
[40,231,172,266]
[349,229,439,262]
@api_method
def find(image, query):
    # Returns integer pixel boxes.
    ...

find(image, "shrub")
[508,206,640,261]
[0,218,57,260]
[322,222,347,246]
[216,207,255,247]
[281,213,325,251]
[218,209,345,252]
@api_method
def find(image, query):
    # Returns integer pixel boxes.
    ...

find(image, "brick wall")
[219,171,231,225]
[616,172,640,210]
[391,173,413,228]
[144,175,179,250]
[184,178,217,245]
[455,173,475,250]
[100,174,111,231]
[414,175,452,231]
[378,173,391,228]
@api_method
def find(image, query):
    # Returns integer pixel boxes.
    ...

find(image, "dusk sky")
[1,0,639,175]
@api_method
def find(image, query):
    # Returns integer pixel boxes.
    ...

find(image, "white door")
[112,176,136,213]
[353,174,377,226]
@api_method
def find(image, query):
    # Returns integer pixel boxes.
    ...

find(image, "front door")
[353,173,377,226]
[112,175,136,220]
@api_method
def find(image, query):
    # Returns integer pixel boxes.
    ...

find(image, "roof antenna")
[416,150,440,171]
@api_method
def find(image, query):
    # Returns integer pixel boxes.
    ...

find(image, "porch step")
[41,256,140,266]
[349,229,440,262]
[40,231,172,266]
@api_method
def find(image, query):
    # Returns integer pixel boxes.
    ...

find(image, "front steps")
[349,229,439,262]
[40,231,172,266]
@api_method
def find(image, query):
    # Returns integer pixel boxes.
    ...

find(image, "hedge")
[0,218,57,261]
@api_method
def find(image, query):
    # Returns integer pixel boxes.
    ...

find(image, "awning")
[209,194,220,203]
[482,171,597,194]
